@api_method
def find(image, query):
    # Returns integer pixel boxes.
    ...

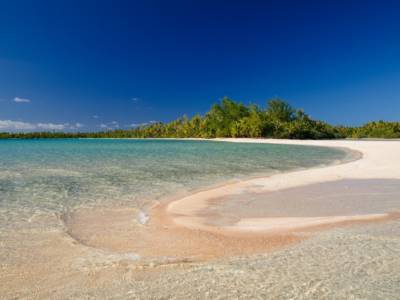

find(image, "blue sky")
[0,0,399,131]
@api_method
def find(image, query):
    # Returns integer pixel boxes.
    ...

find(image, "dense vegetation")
[1,98,399,139]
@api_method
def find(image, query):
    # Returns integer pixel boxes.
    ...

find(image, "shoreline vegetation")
[1,98,399,139]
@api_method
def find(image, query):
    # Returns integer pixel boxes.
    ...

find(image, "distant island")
[1,98,399,139]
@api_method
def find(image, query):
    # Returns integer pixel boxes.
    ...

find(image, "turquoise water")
[0,139,349,228]
[0,139,358,298]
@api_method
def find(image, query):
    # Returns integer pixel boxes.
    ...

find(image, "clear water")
[0,139,366,298]
[0,139,349,228]
[129,219,400,299]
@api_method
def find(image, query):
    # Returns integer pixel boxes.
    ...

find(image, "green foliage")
[349,121,400,139]
[203,97,250,137]
[1,98,399,139]
[266,98,295,123]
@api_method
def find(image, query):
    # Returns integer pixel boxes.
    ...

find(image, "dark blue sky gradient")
[0,0,399,131]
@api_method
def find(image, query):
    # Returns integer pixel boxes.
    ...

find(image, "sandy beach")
[2,139,400,299]
[166,139,400,235]
[67,139,400,261]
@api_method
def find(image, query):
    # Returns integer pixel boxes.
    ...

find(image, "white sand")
[167,139,400,232]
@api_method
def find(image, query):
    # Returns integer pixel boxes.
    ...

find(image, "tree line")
[1,98,399,139]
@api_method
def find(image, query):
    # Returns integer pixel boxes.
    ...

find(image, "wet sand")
[65,205,302,262]
[64,140,400,262]
[2,139,400,299]
[202,179,400,231]
[167,139,400,234]
[64,178,400,263]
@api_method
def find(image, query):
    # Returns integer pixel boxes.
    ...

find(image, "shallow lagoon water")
[0,139,349,228]
[205,179,400,224]
[3,138,378,299]
[125,218,400,299]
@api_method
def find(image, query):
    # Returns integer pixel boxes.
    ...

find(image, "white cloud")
[0,120,36,130]
[92,115,99,119]
[37,123,67,130]
[109,121,119,128]
[129,121,159,127]
[14,97,31,103]
[99,121,120,130]
[0,120,85,131]
[68,123,85,130]
[132,97,140,103]
[130,123,148,127]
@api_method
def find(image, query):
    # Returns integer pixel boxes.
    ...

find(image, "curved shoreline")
[63,139,400,262]
[164,139,400,234]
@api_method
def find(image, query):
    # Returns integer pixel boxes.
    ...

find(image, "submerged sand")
[2,139,400,299]
[64,139,400,262]
[168,139,400,234]
[202,179,400,231]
